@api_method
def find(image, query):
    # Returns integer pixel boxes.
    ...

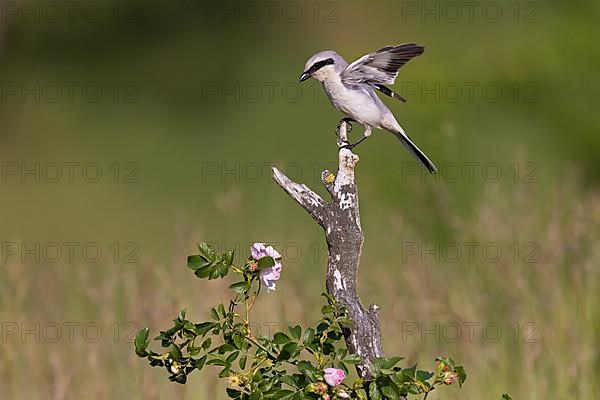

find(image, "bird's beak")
[299,71,311,82]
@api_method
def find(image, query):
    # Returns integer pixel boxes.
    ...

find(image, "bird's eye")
[309,58,334,74]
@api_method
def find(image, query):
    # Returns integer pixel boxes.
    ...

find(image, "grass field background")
[0,0,599,398]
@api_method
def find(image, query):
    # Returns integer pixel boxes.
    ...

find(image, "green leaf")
[195,322,215,336]
[134,328,150,355]
[271,390,294,399]
[277,342,299,360]
[171,344,182,359]
[198,242,216,262]
[210,308,219,321]
[321,292,336,305]
[402,364,416,379]
[321,305,335,315]
[416,370,434,382]
[273,332,291,345]
[218,365,231,378]
[280,374,299,389]
[343,354,362,364]
[223,250,235,266]
[206,358,228,366]
[288,325,302,340]
[296,360,314,374]
[369,381,382,400]
[187,255,209,270]
[239,355,247,369]
[189,345,201,356]
[257,256,275,269]
[170,372,187,384]
[336,317,353,328]
[232,334,244,349]
[217,343,236,353]
[194,355,207,370]
[217,303,227,318]
[382,357,404,369]
[209,265,221,280]
[226,351,240,363]
[249,391,262,400]
[379,379,400,399]
[455,365,467,387]
[216,262,229,278]
[302,327,315,343]
[194,265,212,279]
[226,388,241,399]
[230,281,251,294]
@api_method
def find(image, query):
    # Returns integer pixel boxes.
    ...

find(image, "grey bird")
[299,44,437,173]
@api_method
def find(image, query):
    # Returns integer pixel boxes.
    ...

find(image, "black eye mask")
[308,58,335,74]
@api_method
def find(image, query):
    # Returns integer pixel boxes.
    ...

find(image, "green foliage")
[135,243,467,399]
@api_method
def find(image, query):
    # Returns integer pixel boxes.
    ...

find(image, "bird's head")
[300,51,343,83]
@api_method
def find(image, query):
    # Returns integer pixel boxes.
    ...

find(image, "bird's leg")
[341,126,371,150]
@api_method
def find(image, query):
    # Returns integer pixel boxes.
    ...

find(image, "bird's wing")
[372,84,407,102]
[341,44,424,88]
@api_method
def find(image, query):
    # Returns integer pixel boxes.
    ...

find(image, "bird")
[299,44,437,173]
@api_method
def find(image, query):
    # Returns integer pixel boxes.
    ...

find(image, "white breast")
[322,76,386,127]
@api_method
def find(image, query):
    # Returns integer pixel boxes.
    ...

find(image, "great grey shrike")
[299,44,437,173]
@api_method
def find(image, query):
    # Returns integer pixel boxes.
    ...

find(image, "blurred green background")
[0,0,598,398]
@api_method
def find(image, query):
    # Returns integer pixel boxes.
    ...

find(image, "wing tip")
[397,43,425,55]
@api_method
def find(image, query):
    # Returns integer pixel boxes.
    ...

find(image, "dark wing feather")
[342,44,424,87]
[373,84,407,102]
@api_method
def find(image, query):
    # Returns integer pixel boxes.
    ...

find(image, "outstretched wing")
[342,43,424,88]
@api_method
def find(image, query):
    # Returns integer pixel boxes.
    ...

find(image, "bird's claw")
[340,118,353,132]
[335,118,353,135]
[344,121,353,133]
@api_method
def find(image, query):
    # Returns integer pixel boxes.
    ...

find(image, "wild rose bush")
[134,242,469,399]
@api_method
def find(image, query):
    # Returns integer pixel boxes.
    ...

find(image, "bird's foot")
[335,118,354,135]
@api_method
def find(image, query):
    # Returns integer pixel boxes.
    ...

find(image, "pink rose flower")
[251,243,281,260]
[323,368,345,386]
[251,243,283,292]
[260,261,282,292]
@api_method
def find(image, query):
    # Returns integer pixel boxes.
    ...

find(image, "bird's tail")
[390,127,437,174]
